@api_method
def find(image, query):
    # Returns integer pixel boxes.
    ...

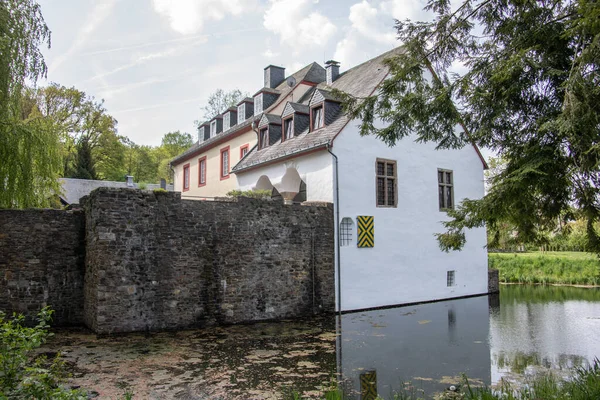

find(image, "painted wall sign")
[357,215,374,248]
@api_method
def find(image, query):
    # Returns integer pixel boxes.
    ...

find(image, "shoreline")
[499,282,600,288]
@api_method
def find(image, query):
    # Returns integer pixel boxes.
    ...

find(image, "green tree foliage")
[28,84,125,181]
[0,0,62,208]
[338,0,600,253]
[199,88,248,122]
[0,308,85,399]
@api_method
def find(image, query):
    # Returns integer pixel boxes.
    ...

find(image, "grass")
[284,360,600,399]
[488,251,600,285]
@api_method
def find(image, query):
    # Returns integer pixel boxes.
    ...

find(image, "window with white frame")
[254,93,263,114]
[447,270,456,287]
[438,169,454,210]
[340,217,354,246]
[223,113,230,131]
[210,120,217,137]
[237,104,246,124]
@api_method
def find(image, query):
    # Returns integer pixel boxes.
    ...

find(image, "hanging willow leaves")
[0,0,61,208]
[337,0,600,253]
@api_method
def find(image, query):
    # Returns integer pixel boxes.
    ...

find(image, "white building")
[232,48,489,312]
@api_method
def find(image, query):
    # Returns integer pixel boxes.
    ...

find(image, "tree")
[199,89,248,122]
[338,0,600,253]
[0,0,61,208]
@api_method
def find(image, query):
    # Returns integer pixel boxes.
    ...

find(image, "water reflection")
[42,286,600,399]
[490,285,600,384]
[338,296,492,398]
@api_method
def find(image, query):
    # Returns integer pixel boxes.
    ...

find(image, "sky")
[36,0,433,147]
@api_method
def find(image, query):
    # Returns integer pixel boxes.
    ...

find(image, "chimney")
[160,178,166,189]
[126,175,134,187]
[325,60,340,85]
[264,65,285,88]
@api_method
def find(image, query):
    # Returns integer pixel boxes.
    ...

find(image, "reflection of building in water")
[489,285,600,385]
[337,296,491,398]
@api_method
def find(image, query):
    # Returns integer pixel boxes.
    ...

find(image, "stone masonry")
[83,188,335,333]
[0,209,85,325]
[0,189,335,333]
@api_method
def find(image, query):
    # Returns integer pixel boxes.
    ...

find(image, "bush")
[226,189,271,200]
[0,307,85,399]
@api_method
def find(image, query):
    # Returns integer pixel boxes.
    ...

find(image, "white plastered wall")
[333,120,488,311]
[235,150,334,202]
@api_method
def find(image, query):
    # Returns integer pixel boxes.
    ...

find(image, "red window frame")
[282,117,293,142]
[310,104,324,132]
[182,163,190,192]
[240,144,249,159]
[220,146,230,180]
[198,156,207,187]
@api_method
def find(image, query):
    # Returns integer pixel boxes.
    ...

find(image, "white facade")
[235,119,488,312]
[333,120,488,311]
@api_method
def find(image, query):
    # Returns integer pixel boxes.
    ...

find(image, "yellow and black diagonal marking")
[360,370,378,400]
[357,215,374,248]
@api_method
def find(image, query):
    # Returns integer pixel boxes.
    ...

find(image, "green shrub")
[226,189,271,200]
[137,182,148,190]
[0,307,85,399]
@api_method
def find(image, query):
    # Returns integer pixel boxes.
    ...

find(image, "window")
[376,159,397,207]
[223,113,230,131]
[198,157,206,186]
[254,93,263,114]
[220,147,230,180]
[259,127,269,149]
[340,217,354,246]
[447,270,456,287]
[311,105,323,131]
[237,104,246,124]
[283,118,293,141]
[438,169,454,210]
[210,120,217,137]
[182,163,190,191]
[240,144,249,158]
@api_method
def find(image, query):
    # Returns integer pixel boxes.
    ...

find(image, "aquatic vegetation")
[489,252,600,285]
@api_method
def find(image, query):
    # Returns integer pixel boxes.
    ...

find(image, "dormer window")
[210,120,217,137]
[254,93,263,115]
[311,105,323,131]
[259,127,269,149]
[223,113,230,131]
[237,104,246,124]
[283,118,293,141]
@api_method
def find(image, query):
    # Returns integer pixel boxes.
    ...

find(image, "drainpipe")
[327,143,343,384]
[326,144,341,315]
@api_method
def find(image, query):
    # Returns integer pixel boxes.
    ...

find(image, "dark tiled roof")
[171,62,327,166]
[286,102,309,114]
[237,97,254,105]
[233,47,402,172]
[253,87,281,96]
[313,88,342,103]
[259,114,282,127]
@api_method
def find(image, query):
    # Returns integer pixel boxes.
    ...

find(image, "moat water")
[44,285,600,399]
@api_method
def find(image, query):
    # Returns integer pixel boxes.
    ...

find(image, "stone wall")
[83,188,335,333]
[0,209,85,325]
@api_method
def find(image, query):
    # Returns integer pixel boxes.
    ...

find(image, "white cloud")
[379,0,432,21]
[263,0,337,49]
[152,0,256,35]
[49,0,118,72]
[349,1,395,44]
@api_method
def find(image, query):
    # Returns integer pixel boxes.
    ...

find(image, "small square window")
[447,270,456,287]
[340,217,354,246]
